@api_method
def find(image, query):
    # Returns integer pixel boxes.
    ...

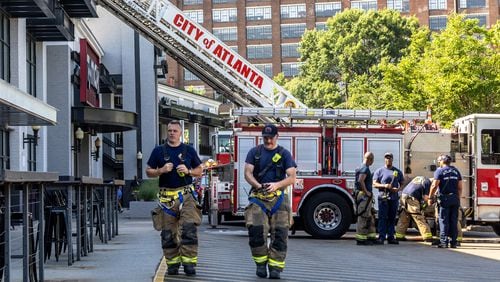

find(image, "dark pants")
[378,198,399,241]
[439,204,459,246]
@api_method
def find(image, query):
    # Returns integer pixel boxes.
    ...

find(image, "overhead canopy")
[0,79,57,126]
[72,106,137,133]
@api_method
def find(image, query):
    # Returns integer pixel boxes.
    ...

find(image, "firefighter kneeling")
[395,176,433,242]
[244,124,297,279]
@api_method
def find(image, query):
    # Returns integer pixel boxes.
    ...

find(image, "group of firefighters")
[143,120,464,279]
[355,152,463,249]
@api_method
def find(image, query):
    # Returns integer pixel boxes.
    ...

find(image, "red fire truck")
[208,108,500,239]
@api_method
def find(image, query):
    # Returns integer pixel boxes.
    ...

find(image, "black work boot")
[268,266,281,279]
[167,264,180,275]
[256,263,267,278]
[183,264,196,276]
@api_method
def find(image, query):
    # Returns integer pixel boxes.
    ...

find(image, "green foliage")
[137,178,159,201]
[285,9,420,108]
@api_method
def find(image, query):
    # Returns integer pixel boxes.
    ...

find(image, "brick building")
[167,0,498,97]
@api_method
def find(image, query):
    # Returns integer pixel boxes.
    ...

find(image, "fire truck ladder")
[97,0,305,109]
[232,107,429,121]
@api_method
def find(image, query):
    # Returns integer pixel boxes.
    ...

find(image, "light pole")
[136,151,143,180]
[72,127,84,179]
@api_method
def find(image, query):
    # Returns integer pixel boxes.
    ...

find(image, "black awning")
[72,106,137,133]
[99,64,118,94]
[26,4,74,41]
[0,0,56,18]
[159,103,224,127]
[59,0,97,18]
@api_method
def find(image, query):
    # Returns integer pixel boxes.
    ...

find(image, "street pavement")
[24,214,500,282]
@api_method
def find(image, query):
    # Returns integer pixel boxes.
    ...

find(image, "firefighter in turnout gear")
[146,121,203,276]
[355,152,380,245]
[244,124,297,279]
[395,176,433,242]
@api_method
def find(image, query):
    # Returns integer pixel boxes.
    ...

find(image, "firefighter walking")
[395,176,433,242]
[244,124,297,279]
[146,120,203,276]
[355,152,380,245]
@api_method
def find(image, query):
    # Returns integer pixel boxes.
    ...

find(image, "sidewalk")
[42,216,162,282]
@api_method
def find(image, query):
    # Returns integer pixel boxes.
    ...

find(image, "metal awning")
[26,4,74,41]
[72,106,137,133]
[0,79,57,126]
[0,0,56,18]
[60,0,97,18]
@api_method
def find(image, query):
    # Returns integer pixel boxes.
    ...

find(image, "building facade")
[168,0,498,95]
[0,1,222,201]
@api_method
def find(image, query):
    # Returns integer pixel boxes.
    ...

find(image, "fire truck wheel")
[492,224,500,236]
[302,192,352,239]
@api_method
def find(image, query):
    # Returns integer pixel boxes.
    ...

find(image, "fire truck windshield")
[481,129,500,165]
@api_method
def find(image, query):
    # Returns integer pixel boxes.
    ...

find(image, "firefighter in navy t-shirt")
[244,124,297,279]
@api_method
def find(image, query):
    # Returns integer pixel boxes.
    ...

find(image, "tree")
[289,9,420,108]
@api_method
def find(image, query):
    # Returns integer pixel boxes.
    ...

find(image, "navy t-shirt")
[433,165,462,194]
[402,176,431,201]
[355,164,373,192]
[245,145,296,184]
[147,143,202,188]
[373,166,404,201]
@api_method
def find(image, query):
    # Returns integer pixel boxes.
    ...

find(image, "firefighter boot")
[256,263,267,278]
[268,266,281,279]
[183,264,196,276]
[167,264,180,275]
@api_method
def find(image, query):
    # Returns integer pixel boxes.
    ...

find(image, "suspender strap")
[248,192,284,217]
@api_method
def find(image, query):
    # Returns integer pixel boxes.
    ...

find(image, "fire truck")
[208,108,500,239]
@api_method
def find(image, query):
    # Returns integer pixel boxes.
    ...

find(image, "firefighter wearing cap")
[244,124,297,279]
[428,154,463,248]
[373,152,404,244]
[395,176,433,242]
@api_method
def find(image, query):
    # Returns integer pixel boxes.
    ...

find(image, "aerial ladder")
[97,0,305,109]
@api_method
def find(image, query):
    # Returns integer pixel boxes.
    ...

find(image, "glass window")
[254,63,273,77]
[429,16,447,30]
[184,10,203,24]
[459,0,486,8]
[247,25,272,40]
[281,23,307,39]
[229,46,238,53]
[480,129,500,165]
[0,129,10,171]
[184,68,200,81]
[465,14,487,26]
[26,34,36,97]
[351,0,378,11]
[282,63,300,77]
[246,6,272,21]
[213,27,237,41]
[429,0,446,10]
[0,10,10,82]
[247,45,272,59]
[213,8,237,23]
[280,4,307,19]
[281,43,300,58]
[316,22,327,30]
[387,0,410,12]
[213,0,236,3]
[183,0,202,5]
[315,2,342,17]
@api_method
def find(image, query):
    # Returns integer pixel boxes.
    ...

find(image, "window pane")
[351,0,378,11]
[429,0,446,10]
[465,14,487,26]
[213,8,237,23]
[183,0,202,5]
[247,45,272,59]
[282,63,300,77]
[0,11,10,82]
[281,43,300,58]
[387,0,410,12]
[281,24,307,39]
[280,4,306,19]
[247,25,272,40]
[213,27,237,41]
[429,16,447,30]
[184,10,204,24]
[254,63,273,77]
[315,2,342,17]
[246,6,272,21]
[459,0,486,8]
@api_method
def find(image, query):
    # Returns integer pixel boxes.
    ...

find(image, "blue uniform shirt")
[355,164,372,192]
[373,166,404,201]
[245,145,296,184]
[434,166,462,194]
[147,143,202,188]
[402,176,431,201]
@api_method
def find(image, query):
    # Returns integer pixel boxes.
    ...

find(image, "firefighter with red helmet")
[244,124,297,279]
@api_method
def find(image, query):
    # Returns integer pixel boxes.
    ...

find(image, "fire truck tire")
[302,192,352,239]
[492,224,500,236]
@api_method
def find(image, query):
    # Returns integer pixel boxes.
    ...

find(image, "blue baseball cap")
[262,124,278,137]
